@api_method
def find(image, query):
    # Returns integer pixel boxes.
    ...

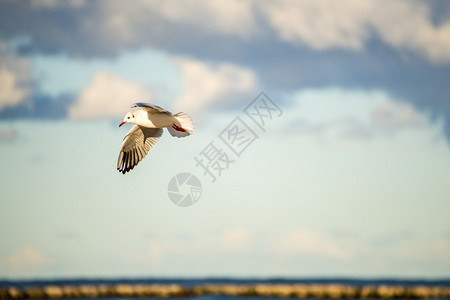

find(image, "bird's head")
[119,111,136,127]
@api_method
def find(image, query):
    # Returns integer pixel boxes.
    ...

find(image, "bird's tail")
[168,112,194,138]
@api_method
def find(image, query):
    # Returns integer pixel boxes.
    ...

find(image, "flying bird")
[117,103,194,174]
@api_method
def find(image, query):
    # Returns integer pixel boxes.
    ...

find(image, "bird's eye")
[127,116,130,119]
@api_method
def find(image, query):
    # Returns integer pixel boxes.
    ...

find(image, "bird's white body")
[117,103,194,174]
[130,109,174,128]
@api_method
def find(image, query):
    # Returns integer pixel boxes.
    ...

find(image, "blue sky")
[1,0,450,278]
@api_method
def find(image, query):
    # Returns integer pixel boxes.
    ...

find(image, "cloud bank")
[2,1,450,62]
[0,0,449,141]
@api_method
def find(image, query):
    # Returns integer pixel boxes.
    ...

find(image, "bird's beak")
[119,121,126,127]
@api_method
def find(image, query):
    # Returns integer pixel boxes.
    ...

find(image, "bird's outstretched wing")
[117,125,163,174]
[131,103,172,115]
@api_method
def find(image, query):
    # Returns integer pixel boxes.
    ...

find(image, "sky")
[0,0,450,279]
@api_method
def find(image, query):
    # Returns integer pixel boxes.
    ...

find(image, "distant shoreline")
[1,282,450,299]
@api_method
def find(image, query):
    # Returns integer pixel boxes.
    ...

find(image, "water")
[2,277,450,288]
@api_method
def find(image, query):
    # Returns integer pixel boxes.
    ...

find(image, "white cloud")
[370,0,450,63]
[270,229,450,275]
[100,0,255,41]
[0,42,30,110]
[31,0,86,9]
[0,68,28,109]
[371,101,426,129]
[381,237,450,261]
[221,229,254,252]
[0,246,50,272]
[69,72,152,119]
[148,0,255,37]
[172,58,257,113]
[0,127,17,142]
[147,229,254,256]
[275,229,356,259]
[261,0,371,51]
[260,0,450,63]
[129,229,255,270]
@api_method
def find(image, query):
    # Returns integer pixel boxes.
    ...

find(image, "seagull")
[117,103,194,174]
